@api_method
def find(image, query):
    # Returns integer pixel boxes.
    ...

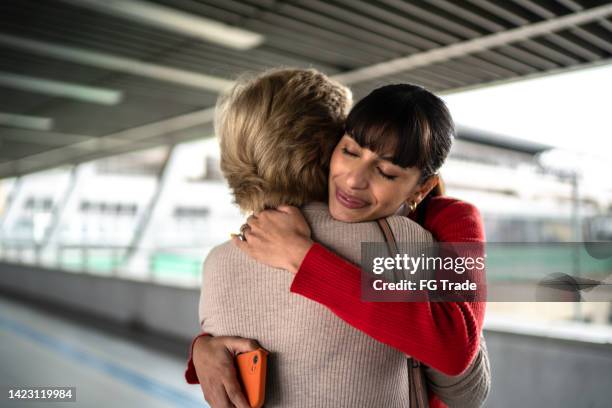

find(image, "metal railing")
[0,241,208,287]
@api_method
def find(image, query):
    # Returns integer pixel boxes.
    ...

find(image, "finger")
[223,373,250,408]
[224,337,263,354]
[231,234,248,250]
[213,392,234,408]
[277,205,298,214]
[242,228,254,242]
[203,383,233,408]
[246,214,260,229]
[259,208,277,217]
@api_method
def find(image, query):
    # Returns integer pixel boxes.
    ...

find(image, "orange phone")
[236,348,268,408]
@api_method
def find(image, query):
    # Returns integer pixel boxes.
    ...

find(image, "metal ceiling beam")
[333,2,612,85]
[343,0,458,44]
[467,0,600,62]
[296,0,439,50]
[384,0,578,78]
[0,33,234,92]
[456,55,519,77]
[569,27,612,54]
[373,0,553,78]
[60,0,264,50]
[472,49,537,75]
[250,15,393,63]
[275,2,417,54]
[516,39,580,66]
[494,45,558,70]
[553,0,612,43]
[282,0,533,82]
[425,64,484,84]
[312,0,539,80]
[380,0,477,40]
[513,0,612,54]
[410,68,466,88]
[0,72,122,105]
[246,20,377,66]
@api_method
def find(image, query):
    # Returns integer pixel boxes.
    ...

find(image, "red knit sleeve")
[290,197,486,377]
[422,197,485,243]
[184,332,210,384]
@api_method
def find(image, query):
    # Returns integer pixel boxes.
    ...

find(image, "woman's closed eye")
[342,146,397,180]
[341,147,359,157]
[377,167,397,181]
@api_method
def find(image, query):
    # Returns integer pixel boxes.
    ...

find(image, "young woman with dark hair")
[188,82,489,408]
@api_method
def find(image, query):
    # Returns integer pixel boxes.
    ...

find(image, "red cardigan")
[185,197,486,407]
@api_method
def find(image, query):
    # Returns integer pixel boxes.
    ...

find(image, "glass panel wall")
[1,135,610,325]
[0,168,72,263]
[127,138,242,286]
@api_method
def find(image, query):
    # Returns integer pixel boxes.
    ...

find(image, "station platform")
[0,296,204,408]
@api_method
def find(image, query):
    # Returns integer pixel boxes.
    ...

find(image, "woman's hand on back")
[193,335,262,408]
[232,206,314,274]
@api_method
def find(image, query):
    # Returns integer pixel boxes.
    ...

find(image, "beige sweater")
[199,202,490,407]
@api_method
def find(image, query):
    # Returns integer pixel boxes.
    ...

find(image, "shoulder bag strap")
[376,218,430,408]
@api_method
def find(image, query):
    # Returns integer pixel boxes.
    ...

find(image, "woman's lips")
[335,188,369,209]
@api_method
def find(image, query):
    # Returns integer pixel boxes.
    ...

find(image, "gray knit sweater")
[199,202,490,407]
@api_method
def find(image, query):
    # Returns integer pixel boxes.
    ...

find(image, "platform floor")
[0,296,206,407]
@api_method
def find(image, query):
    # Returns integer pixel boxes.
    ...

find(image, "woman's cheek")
[328,160,340,178]
[377,184,403,212]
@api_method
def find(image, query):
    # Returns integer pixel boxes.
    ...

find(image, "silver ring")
[237,233,246,242]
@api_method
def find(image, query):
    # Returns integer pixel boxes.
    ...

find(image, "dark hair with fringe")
[345,84,454,184]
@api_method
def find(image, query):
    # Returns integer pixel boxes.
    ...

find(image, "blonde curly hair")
[216,68,352,212]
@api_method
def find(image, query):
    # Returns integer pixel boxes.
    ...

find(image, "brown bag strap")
[409,359,429,408]
[377,218,398,255]
[376,218,430,408]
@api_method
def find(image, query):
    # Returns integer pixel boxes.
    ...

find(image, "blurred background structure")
[1,1,612,407]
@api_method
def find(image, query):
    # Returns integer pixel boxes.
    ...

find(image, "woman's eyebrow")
[367,148,396,164]
[377,153,396,163]
[347,140,363,151]
[378,156,406,171]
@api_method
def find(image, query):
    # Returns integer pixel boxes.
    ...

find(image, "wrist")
[193,334,210,354]
[286,239,314,274]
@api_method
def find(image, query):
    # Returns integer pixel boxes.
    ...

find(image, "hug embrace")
[185,68,491,408]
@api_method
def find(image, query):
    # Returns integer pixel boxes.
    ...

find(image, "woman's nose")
[345,165,369,189]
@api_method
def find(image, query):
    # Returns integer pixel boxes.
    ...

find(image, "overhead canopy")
[0,0,611,178]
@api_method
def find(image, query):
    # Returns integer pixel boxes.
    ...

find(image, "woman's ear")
[412,175,439,204]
